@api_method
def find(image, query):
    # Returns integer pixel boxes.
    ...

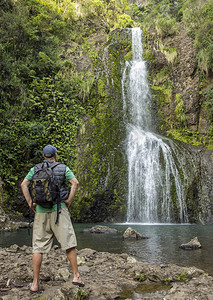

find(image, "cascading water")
[122,28,188,223]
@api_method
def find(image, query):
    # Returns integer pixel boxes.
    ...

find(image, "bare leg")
[31,253,43,291]
[66,247,83,284]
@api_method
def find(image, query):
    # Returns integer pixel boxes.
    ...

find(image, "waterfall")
[122,28,188,223]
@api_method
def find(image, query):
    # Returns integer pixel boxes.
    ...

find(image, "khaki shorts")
[33,206,77,253]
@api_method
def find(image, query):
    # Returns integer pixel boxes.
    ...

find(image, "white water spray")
[122,28,188,223]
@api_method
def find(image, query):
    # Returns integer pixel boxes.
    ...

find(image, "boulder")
[179,237,202,250]
[0,208,8,226]
[88,225,118,234]
[123,227,148,240]
[0,208,29,232]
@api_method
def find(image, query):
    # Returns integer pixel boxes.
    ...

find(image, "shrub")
[155,15,179,37]
[183,0,213,74]
[116,14,134,28]
[175,93,187,127]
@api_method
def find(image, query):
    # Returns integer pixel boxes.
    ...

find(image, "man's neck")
[44,158,56,162]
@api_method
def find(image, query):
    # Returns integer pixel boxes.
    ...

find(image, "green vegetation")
[174,94,187,127]
[155,15,179,38]
[0,0,132,215]
[138,273,147,282]
[0,0,135,219]
[77,288,87,300]
[163,277,172,284]
[175,272,189,282]
[131,0,182,35]
[182,0,213,75]
[167,129,203,146]
[0,0,86,212]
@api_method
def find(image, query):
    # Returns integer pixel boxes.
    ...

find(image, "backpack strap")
[49,161,61,169]
[48,162,63,224]
[55,200,61,224]
[28,200,33,236]
[43,161,61,170]
[47,162,62,224]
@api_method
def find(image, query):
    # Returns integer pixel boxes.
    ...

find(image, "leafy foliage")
[0,0,134,216]
[155,15,179,37]
[182,0,213,75]
[174,94,187,127]
[0,0,87,211]
[116,14,134,29]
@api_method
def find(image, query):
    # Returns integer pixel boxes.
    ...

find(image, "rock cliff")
[147,22,210,135]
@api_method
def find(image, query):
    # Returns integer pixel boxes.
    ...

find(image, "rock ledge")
[0,245,212,299]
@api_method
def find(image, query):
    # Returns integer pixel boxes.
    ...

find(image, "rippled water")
[0,223,212,276]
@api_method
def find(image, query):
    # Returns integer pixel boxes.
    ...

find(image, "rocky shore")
[0,208,29,232]
[0,244,213,300]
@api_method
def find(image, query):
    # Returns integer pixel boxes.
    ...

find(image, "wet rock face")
[148,23,208,133]
[200,149,213,224]
[0,245,213,299]
[172,24,200,131]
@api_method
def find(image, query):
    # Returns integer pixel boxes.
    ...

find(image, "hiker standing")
[21,145,84,293]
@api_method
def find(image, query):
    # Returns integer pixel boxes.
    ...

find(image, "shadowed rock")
[123,227,148,240]
[179,237,202,250]
[85,225,118,234]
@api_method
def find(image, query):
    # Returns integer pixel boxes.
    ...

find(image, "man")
[21,145,84,293]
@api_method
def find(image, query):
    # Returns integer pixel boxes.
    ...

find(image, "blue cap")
[43,145,57,158]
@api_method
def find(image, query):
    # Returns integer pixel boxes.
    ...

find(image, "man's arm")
[64,177,79,208]
[21,178,36,212]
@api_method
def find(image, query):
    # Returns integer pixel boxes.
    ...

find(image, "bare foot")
[29,282,39,293]
[72,276,85,287]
